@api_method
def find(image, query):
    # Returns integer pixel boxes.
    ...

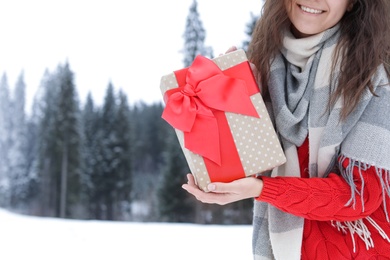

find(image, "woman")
[182,0,390,259]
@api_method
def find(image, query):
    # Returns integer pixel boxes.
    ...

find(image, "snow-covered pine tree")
[81,92,101,219]
[112,90,133,220]
[182,0,213,67]
[157,132,194,223]
[55,62,82,218]
[36,69,61,217]
[129,102,168,221]
[130,102,168,175]
[25,69,53,215]
[8,71,29,211]
[98,82,119,220]
[0,73,11,206]
[36,63,82,218]
[130,102,150,173]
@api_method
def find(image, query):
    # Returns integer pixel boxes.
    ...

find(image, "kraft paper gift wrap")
[160,49,286,192]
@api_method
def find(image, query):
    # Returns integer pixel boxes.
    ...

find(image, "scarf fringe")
[332,155,390,252]
[331,217,390,253]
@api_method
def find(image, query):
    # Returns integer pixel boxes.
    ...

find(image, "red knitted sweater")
[257,138,390,259]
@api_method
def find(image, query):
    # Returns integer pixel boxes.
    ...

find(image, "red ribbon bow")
[162,55,259,165]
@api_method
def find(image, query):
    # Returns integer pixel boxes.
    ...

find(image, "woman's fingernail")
[208,184,216,191]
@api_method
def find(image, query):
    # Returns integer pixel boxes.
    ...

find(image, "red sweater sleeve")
[257,158,384,222]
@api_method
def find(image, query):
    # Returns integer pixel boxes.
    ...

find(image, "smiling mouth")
[299,5,324,14]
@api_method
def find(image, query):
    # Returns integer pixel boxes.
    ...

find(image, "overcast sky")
[0,0,262,111]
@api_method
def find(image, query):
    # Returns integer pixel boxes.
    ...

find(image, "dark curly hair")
[248,0,390,119]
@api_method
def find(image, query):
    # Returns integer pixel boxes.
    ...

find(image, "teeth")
[300,5,323,14]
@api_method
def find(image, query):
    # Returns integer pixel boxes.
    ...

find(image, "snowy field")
[0,208,253,260]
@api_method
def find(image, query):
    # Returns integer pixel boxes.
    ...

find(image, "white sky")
[0,0,262,111]
[0,208,253,260]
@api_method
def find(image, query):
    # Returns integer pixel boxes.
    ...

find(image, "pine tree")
[82,87,133,220]
[56,62,82,218]
[130,102,147,173]
[0,73,11,206]
[131,102,167,174]
[97,82,118,220]
[36,69,61,216]
[81,92,100,218]
[36,63,82,218]
[112,90,132,219]
[8,71,29,211]
[182,0,213,67]
[157,132,195,222]
[26,70,53,215]
[23,114,40,214]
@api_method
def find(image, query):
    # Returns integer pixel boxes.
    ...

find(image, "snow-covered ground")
[0,208,253,260]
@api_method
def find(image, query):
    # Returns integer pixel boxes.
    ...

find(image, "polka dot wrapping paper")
[160,49,286,192]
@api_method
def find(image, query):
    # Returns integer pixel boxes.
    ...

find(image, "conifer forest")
[0,0,260,225]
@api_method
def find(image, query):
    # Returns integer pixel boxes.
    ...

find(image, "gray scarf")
[252,25,390,259]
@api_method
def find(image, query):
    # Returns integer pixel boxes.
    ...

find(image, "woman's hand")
[219,46,238,56]
[221,46,261,87]
[182,174,264,205]
[225,46,238,54]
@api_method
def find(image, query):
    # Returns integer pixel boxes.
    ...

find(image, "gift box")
[160,49,286,192]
